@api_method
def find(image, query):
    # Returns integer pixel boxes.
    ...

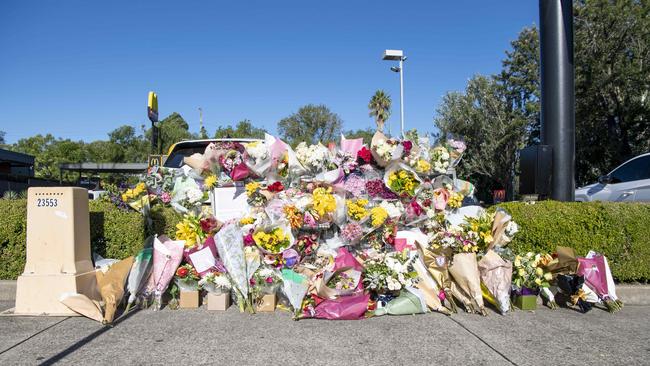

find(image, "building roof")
[59,162,148,173]
[0,148,35,167]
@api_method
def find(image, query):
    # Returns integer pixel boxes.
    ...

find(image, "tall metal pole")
[539,0,575,201]
[399,58,405,138]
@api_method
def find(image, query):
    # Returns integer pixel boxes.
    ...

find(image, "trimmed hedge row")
[497,201,650,283]
[0,199,181,280]
[1,199,648,281]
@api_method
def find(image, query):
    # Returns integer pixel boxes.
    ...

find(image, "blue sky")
[0,1,538,144]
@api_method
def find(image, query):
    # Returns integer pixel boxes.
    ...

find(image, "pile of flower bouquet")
[110,130,622,320]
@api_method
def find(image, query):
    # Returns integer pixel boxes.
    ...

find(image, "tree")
[214,119,266,139]
[343,128,375,145]
[145,112,194,153]
[498,27,540,146]
[277,104,343,146]
[368,90,391,133]
[10,134,86,180]
[435,75,528,202]
[572,0,650,184]
[0,130,5,145]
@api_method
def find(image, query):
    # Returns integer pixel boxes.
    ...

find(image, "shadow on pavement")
[38,308,141,366]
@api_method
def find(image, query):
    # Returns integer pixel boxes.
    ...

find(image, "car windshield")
[164,143,211,168]
[164,140,259,168]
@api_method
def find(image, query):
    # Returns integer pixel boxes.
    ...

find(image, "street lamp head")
[382,49,404,61]
[390,66,401,73]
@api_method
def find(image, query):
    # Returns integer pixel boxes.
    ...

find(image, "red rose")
[200,217,218,233]
[402,140,413,155]
[357,147,373,164]
[265,277,274,284]
[176,267,189,278]
[268,181,285,193]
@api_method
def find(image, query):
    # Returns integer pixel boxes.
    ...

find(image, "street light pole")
[398,58,404,138]
[382,50,406,138]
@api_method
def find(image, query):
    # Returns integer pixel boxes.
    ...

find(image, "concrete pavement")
[0,296,649,366]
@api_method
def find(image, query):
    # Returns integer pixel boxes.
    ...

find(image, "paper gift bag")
[180,290,200,309]
[256,294,277,312]
[206,292,231,311]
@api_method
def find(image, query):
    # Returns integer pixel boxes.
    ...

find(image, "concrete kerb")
[1,280,649,305]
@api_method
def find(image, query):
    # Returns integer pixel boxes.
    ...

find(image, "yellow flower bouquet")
[253,226,294,254]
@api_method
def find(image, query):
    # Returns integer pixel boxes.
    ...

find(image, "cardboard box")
[255,294,276,312]
[206,292,230,311]
[514,294,537,310]
[180,290,199,309]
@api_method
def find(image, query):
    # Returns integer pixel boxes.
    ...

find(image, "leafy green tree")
[498,27,540,146]
[278,104,343,146]
[10,134,86,180]
[368,90,391,133]
[435,75,528,201]
[145,112,194,153]
[214,119,266,139]
[343,128,375,145]
[0,131,5,145]
[573,0,650,184]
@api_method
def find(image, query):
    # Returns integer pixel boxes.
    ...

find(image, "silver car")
[575,153,650,202]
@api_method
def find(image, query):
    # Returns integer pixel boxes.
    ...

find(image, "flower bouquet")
[370,131,403,167]
[511,252,553,310]
[362,251,419,295]
[295,142,334,175]
[251,267,282,311]
[419,245,457,312]
[215,223,256,313]
[430,145,451,174]
[346,198,370,222]
[449,252,487,315]
[578,252,623,312]
[244,139,272,177]
[145,235,185,310]
[218,142,250,182]
[252,225,294,255]
[200,271,232,311]
[478,250,513,314]
[384,163,421,198]
[170,263,200,309]
[444,136,466,167]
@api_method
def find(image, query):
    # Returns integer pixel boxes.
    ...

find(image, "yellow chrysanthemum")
[312,187,336,217]
[204,175,217,189]
[370,206,388,227]
[416,159,431,173]
[239,216,255,225]
[447,192,464,209]
[346,199,369,221]
[245,182,261,196]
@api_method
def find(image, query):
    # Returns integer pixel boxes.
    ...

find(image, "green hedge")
[1,199,649,282]
[0,199,182,280]
[498,201,650,283]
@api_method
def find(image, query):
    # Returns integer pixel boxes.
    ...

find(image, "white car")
[575,153,650,202]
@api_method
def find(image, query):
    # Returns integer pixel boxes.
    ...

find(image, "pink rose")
[433,188,449,211]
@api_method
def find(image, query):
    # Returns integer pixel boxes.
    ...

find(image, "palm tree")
[368,90,391,133]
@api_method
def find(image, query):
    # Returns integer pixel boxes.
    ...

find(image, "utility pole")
[539,0,575,201]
